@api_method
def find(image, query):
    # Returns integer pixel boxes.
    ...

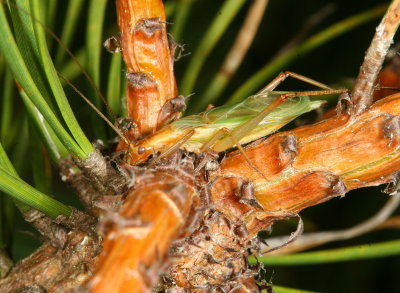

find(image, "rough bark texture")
[116,0,179,141]
[88,153,196,292]
[161,93,400,291]
[351,0,400,114]
[214,95,400,223]
[0,231,100,293]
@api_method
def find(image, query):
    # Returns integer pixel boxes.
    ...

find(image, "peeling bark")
[211,94,400,232]
[116,0,178,140]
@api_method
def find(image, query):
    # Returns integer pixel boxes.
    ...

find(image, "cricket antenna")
[4,0,117,122]
[58,73,130,146]
[375,86,400,92]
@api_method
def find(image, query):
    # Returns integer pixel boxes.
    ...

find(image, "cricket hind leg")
[213,88,349,152]
[258,71,334,94]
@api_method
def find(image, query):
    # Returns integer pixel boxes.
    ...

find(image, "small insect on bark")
[125,72,347,167]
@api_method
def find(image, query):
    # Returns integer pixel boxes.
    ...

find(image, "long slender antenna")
[4,0,117,121]
[58,73,130,146]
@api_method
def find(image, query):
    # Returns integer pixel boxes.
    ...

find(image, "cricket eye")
[137,146,145,155]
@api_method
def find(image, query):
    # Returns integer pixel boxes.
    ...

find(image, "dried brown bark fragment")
[163,206,261,292]
[59,151,129,212]
[0,250,13,279]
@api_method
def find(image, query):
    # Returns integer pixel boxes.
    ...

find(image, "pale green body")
[171,92,325,152]
[130,92,325,164]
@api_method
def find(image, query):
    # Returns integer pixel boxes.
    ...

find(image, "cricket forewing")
[173,92,325,148]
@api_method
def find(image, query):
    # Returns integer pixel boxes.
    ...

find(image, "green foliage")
[250,239,400,266]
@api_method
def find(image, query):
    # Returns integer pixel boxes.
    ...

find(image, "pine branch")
[116,0,179,140]
[352,0,400,114]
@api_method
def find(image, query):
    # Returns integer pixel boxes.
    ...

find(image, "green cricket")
[126,72,347,166]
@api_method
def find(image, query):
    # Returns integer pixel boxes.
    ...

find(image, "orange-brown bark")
[210,94,400,233]
[88,155,196,292]
[164,94,400,291]
[116,0,178,140]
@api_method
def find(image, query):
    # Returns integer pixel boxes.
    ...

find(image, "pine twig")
[116,0,178,139]
[352,0,400,114]
[165,93,400,290]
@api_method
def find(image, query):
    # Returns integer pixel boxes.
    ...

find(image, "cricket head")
[124,126,182,165]
[126,144,154,165]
